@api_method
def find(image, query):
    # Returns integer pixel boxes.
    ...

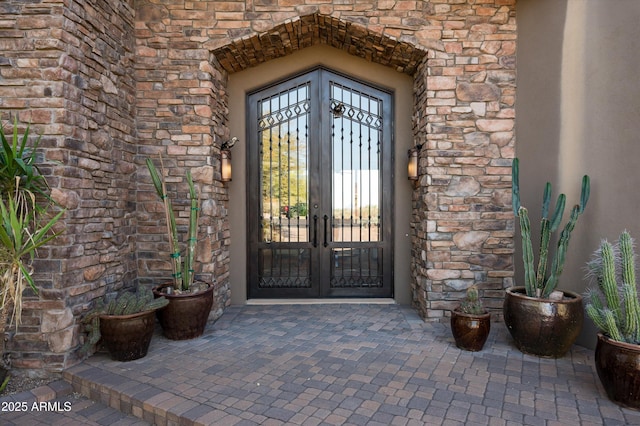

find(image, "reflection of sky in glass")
[331,84,382,210]
[332,170,379,209]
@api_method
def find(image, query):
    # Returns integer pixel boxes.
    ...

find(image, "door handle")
[313,215,318,247]
[323,215,329,247]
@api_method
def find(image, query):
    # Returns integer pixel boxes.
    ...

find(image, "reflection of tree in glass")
[260,121,308,220]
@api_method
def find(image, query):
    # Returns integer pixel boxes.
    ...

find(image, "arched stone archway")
[211,13,427,74]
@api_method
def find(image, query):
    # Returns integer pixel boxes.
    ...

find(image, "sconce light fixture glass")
[220,137,238,183]
[221,150,232,182]
[407,145,420,181]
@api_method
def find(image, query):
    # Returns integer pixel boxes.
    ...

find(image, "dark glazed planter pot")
[99,310,156,361]
[153,282,214,340]
[595,333,640,410]
[503,286,583,358]
[450,310,491,352]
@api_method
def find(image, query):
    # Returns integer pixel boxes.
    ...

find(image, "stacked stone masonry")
[0,0,515,374]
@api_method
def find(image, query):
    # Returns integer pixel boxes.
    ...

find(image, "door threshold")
[246,298,396,305]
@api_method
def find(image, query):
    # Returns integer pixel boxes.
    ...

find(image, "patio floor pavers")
[4,303,640,425]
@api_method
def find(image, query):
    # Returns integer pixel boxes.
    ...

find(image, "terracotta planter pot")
[503,286,583,358]
[99,310,156,361]
[153,282,214,340]
[450,309,491,352]
[595,333,640,410]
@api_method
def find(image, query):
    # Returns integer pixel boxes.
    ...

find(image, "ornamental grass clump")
[511,158,590,298]
[585,231,640,344]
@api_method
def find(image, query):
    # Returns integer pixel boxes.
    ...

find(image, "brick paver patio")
[4,304,640,425]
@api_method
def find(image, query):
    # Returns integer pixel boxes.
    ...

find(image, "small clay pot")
[450,309,491,352]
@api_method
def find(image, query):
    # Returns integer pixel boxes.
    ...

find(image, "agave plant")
[511,158,590,298]
[146,155,200,292]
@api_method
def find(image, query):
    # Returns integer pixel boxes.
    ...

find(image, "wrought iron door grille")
[248,68,393,298]
[330,81,383,245]
[258,83,310,245]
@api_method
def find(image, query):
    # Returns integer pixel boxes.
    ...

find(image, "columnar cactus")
[511,158,590,298]
[585,231,640,344]
[146,156,200,292]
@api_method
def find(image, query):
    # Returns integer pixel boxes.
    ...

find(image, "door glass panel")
[330,82,382,243]
[258,83,310,243]
[259,249,311,288]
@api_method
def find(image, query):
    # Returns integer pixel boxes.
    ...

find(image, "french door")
[247,68,393,298]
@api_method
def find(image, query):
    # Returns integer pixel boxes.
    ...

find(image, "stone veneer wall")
[411,1,516,320]
[0,0,138,372]
[134,0,516,322]
[134,4,232,316]
[0,0,515,374]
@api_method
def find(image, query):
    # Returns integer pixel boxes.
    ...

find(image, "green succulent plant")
[146,155,200,292]
[458,285,486,315]
[0,117,64,331]
[511,158,590,298]
[585,231,640,344]
[81,286,169,354]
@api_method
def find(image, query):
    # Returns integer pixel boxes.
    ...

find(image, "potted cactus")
[450,285,491,352]
[82,286,169,361]
[145,156,215,340]
[504,158,590,357]
[585,230,640,410]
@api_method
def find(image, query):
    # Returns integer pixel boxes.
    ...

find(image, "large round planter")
[595,333,640,410]
[153,282,214,340]
[503,286,583,358]
[450,309,491,352]
[99,310,156,362]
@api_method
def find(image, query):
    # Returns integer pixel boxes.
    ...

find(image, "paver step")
[1,380,148,425]
[63,366,219,426]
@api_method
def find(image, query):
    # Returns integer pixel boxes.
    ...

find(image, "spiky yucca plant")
[0,117,64,392]
[585,231,640,344]
[0,119,64,331]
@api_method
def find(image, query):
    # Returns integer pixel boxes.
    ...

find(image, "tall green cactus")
[511,158,590,298]
[146,156,200,291]
[585,231,640,344]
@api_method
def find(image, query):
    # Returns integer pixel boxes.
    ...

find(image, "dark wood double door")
[247,68,393,298]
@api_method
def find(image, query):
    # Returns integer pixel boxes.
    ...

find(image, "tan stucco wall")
[517,0,640,348]
[227,45,414,305]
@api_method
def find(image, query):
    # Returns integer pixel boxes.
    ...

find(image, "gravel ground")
[0,371,55,397]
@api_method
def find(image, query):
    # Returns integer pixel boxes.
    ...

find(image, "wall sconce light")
[407,144,421,181]
[220,137,238,182]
